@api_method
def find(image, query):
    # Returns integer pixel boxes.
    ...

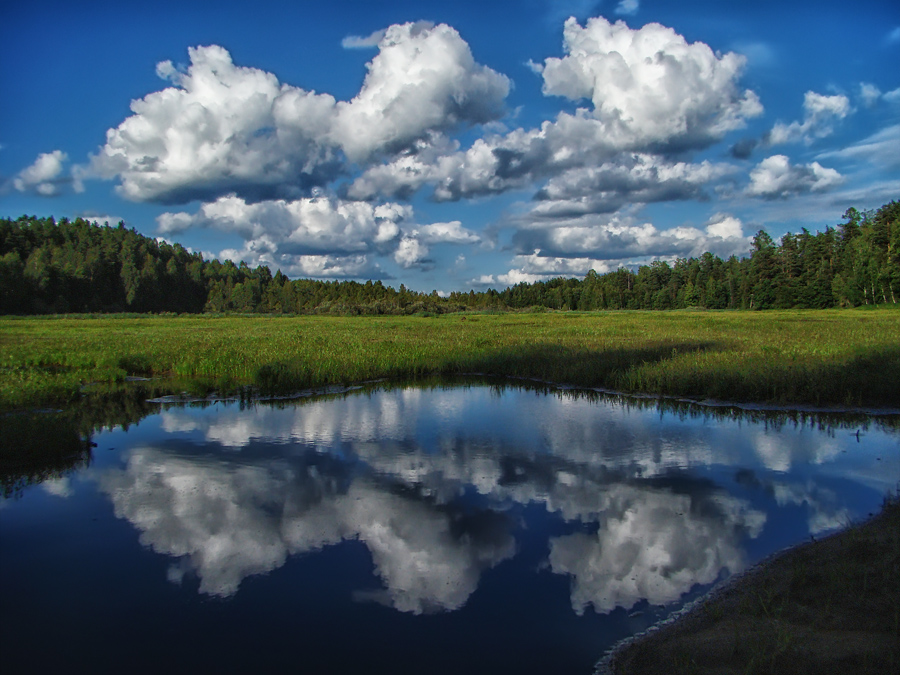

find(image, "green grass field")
[2,309,899,412]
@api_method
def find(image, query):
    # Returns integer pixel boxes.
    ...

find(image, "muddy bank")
[598,498,900,675]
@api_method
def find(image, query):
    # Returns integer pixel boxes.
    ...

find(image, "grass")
[1,309,899,412]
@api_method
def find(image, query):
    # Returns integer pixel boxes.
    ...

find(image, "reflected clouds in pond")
[3,380,897,675]
[100,446,516,608]
[96,384,790,612]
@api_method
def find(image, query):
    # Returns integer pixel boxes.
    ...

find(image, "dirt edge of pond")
[598,497,900,675]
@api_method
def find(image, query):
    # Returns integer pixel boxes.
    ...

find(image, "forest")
[1,201,897,315]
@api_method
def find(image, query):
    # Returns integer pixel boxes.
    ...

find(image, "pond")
[1,378,898,674]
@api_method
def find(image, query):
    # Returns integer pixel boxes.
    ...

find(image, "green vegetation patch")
[2,310,899,412]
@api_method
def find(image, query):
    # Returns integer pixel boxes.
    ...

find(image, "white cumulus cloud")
[348,17,761,206]
[332,22,510,163]
[746,155,843,199]
[539,17,762,150]
[92,25,509,205]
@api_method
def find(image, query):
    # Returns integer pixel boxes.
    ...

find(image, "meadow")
[2,309,899,412]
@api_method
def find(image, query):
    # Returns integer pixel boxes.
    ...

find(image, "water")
[2,379,897,674]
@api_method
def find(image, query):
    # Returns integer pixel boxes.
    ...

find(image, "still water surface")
[1,380,897,673]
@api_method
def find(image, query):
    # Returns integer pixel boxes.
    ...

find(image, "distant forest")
[1,201,897,315]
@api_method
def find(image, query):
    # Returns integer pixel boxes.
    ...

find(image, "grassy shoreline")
[2,309,899,412]
[600,496,900,675]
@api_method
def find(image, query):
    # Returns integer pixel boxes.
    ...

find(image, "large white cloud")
[746,155,843,199]
[348,17,762,206]
[160,193,406,252]
[93,25,509,205]
[393,220,482,269]
[332,22,510,163]
[537,17,762,150]
[93,45,340,203]
[346,133,538,202]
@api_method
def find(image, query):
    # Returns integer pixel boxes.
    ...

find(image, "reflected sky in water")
[2,381,897,673]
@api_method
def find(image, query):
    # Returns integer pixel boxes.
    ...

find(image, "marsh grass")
[2,310,899,411]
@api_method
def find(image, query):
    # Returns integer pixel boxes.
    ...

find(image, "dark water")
[1,380,897,674]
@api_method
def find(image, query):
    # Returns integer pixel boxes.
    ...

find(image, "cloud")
[341,29,388,49]
[886,26,900,45]
[392,220,481,269]
[859,82,882,108]
[530,155,734,218]
[12,150,72,196]
[158,192,483,277]
[538,17,762,151]
[510,212,751,263]
[332,23,510,163]
[394,236,431,268]
[349,16,762,207]
[730,138,759,159]
[816,124,900,170]
[414,220,481,245]
[92,45,341,204]
[614,0,639,16]
[159,193,406,251]
[92,25,510,204]
[481,253,618,287]
[159,193,413,277]
[347,133,539,202]
[856,83,900,109]
[767,91,852,145]
[746,155,843,199]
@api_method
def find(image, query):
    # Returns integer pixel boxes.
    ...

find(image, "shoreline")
[596,498,900,675]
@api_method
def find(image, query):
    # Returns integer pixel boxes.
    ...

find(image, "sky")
[2,0,899,293]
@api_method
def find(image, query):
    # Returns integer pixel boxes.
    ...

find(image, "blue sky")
[2,0,898,293]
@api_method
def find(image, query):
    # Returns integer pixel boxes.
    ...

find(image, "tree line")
[1,201,897,315]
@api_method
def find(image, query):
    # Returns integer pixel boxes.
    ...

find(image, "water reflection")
[100,447,515,609]
[3,380,898,675]
[549,483,764,614]
[84,382,896,614]
[0,412,93,499]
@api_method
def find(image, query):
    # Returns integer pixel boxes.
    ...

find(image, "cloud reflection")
[548,484,764,614]
[98,385,881,615]
[100,447,514,609]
